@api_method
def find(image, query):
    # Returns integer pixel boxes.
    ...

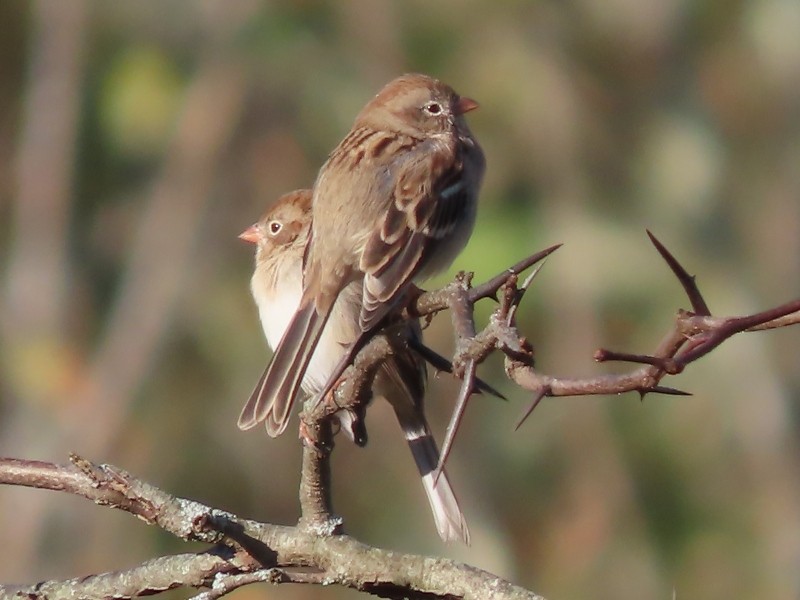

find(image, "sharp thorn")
[514,388,547,431]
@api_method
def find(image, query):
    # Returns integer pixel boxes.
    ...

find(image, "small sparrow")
[240,189,470,543]
[239,73,485,438]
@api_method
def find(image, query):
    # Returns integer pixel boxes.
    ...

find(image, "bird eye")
[269,221,282,234]
[423,101,443,115]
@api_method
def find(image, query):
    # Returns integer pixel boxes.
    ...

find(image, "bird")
[239,189,470,543]
[238,73,485,438]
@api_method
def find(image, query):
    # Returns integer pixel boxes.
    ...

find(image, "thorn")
[518,259,548,294]
[506,303,517,326]
[410,338,455,373]
[469,243,562,303]
[514,388,548,431]
[594,348,671,369]
[646,230,711,316]
[433,360,478,484]
[508,260,549,320]
[409,337,505,400]
[507,244,562,276]
[645,385,693,396]
[474,379,507,400]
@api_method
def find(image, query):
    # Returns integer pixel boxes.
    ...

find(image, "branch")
[293,233,798,475]
[301,247,559,480]
[500,233,800,426]
[0,456,542,600]
[321,234,796,439]
[3,235,796,599]
[297,419,341,535]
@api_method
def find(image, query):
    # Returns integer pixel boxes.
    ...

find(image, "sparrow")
[240,189,470,543]
[239,73,485,438]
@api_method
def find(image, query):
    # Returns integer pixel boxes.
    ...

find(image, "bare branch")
[0,456,543,600]
[745,308,800,331]
[282,237,799,523]
[487,238,800,429]
[1,552,235,599]
[297,420,341,535]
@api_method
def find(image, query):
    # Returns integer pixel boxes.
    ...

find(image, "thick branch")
[0,456,541,600]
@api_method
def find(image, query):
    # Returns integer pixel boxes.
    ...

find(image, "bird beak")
[455,96,479,115]
[238,224,259,244]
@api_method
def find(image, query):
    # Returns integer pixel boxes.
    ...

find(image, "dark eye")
[268,221,282,235]
[423,101,443,115]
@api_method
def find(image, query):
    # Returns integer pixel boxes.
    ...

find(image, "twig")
[502,236,800,428]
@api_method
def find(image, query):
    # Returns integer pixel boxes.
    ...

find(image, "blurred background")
[1,1,799,599]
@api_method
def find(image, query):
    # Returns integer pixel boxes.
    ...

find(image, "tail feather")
[238,366,269,429]
[238,297,328,436]
[406,426,470,544]
[378,323,469,543]
[264,302,322,436]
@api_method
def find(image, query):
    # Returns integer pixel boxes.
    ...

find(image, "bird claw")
[298,419,316,447]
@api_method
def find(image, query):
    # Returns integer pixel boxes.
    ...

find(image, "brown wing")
[359,146,469,331]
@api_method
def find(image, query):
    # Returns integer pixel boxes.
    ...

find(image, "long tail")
[379,321,469,543]
[405,419,470,544]
[238,295,329,436]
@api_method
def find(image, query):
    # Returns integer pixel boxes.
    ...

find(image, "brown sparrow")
[239,74,485,439]
[240,189,470,543]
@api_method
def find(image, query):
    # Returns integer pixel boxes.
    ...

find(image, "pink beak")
[455,96,479,115]
[238,224,259,244]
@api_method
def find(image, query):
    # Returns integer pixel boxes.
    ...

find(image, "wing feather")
[358,144,470,330]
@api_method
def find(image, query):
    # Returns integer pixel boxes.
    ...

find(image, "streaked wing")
[359,146,469,331]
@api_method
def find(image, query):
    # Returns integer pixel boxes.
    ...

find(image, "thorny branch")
[1,233,797,598]
[427,232,799,441]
